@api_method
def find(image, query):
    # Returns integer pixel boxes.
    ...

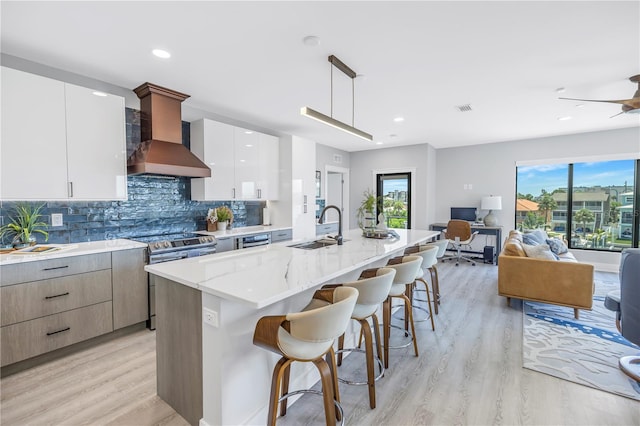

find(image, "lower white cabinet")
[0,248,147,367]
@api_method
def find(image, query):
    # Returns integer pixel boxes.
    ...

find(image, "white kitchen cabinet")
[191,119,235,200]
[1,67,68,199]
[0,67,127,201]
[191,118,279,201]
[291,136,317,240]
[65,83,127,200]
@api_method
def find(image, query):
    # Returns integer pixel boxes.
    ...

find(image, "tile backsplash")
[0,108,264,246]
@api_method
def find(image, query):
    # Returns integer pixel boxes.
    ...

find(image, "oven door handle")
[149,252,189,263]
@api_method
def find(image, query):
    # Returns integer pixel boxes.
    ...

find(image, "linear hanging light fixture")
[301,55,373,142]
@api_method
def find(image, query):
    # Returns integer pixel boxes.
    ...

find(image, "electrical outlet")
[203,308,219,327]
[51,213,63,227]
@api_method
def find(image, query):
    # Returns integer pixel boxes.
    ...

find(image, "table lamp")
[481,195,502,226]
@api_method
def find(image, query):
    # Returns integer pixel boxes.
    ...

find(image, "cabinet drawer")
[1,269,112,326]
[1,253,111,286]
[1,301,113,366]
[271,229,293,242]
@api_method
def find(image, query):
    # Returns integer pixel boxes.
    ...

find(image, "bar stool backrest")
[415,245,438,269]
[286,286,358,343]
[387,255,423,285]
[346,267,396,307]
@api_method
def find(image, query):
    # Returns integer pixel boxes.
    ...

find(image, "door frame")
[325,165,350,231]
[372,167,416,229]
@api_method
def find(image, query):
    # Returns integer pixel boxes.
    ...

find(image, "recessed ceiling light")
[393,117,404,123]
[376,141,384,145]
[576,104,585,108]
[245,144,253,147]
[239,159,246,163]
[302,36,320,47]
[152,49,171,59]
[244,131,253,134]
[558,116,572,121]
[92,91,108,97]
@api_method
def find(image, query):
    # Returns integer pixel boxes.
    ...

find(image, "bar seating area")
[253,248,440,424]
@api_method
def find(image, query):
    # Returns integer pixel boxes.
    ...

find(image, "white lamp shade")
[481,196,502,211]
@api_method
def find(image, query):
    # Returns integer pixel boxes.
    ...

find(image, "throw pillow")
[546,238,568,255]
[524,229,549,245]
[522,234,540,246]
[522,243,558,260]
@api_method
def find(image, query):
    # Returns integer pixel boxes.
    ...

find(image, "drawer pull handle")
[46,327,70,336]
[43,265,69,271]
[45,292,70,300]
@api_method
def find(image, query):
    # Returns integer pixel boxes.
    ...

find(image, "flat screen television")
[450,207,477,222]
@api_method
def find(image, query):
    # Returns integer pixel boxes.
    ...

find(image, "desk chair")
[441,220,479,266]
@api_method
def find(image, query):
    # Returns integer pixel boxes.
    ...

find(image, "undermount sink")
[289,238,344,250]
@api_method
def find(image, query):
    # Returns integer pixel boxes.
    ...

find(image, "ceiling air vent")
[455,104,473,112]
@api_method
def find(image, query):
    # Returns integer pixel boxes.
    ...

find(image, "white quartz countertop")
[0,239,148,266]
[145,228,439,309]
[194,225,291,239]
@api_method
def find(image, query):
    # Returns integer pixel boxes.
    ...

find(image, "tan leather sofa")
[498,230,594,319]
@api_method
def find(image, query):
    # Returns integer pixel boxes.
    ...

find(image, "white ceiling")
[2,1,639,152]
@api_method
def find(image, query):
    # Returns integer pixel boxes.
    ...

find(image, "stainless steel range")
[139,234,217,329]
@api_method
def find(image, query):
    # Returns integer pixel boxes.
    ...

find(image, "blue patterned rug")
[522,277,640,400]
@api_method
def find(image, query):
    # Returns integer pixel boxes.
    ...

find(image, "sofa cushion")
[557,251,578,262]
[523,243,558,260]
[546,237,568,255]
[523,229,548,245]
[503,239,526,257]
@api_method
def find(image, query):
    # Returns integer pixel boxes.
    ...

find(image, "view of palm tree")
[516,159,636,252]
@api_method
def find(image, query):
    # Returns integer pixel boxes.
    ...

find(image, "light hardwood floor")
[1,263,637,425]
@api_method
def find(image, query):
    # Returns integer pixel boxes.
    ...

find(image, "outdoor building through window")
[516,158,639,252]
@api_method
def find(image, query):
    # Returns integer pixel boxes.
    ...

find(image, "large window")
[516,159,638,252]
[376,173,411,229]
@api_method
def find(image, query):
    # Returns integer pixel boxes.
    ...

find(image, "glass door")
[376,173,411,229]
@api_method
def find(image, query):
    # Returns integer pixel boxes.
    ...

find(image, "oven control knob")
[164,241,171,248]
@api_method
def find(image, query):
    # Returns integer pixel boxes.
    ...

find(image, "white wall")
[435,126,640,270]
[350,144,434,230]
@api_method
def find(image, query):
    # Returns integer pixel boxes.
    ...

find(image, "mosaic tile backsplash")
[0,108,264,246]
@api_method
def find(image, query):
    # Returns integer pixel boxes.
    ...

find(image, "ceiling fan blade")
[558,97,633,105]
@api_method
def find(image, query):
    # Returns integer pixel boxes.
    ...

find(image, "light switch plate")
[51,213,63,227]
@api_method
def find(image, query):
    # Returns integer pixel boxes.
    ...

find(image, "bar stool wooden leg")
[269,357,293,426]
[337,334,345,366]
[371,313,383,370]
[313,357,338,426]
[358,317,377,408]
[429,265,440,314]
[402,293,420,358]
[383,298,391,369]
[326,346,341,421]
[415,277,435,331]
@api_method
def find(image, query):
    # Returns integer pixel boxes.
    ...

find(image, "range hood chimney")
[127,82,211,177]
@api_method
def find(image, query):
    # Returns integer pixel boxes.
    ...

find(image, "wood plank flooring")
[1,263,637,425]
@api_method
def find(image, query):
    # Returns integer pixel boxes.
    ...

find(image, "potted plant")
[214,206,233,231]
[0,203,49,248]
[356,189,379,231]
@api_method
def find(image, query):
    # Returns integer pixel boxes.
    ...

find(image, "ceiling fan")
[559,74,640,117]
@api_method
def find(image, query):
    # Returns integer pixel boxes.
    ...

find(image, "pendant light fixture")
[301,55,373,142]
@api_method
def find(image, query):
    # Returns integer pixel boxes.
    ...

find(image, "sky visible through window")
[517,160,635,196]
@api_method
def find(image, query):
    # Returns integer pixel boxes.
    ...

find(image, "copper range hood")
[127,82,211,177]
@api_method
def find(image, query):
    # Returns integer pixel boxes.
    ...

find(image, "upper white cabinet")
[191,119,279,201]
[0,67,127,201]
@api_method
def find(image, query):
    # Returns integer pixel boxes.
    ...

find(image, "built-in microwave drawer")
[1,301,113,366]
[1,269,113,326]
[1,253,111,286]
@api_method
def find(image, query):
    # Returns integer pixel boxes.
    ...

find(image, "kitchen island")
[145,228,439,426]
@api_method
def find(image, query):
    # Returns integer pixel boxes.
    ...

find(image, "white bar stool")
[382,255,423,369]
[253,286,358,426]
[325,267,396,409]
